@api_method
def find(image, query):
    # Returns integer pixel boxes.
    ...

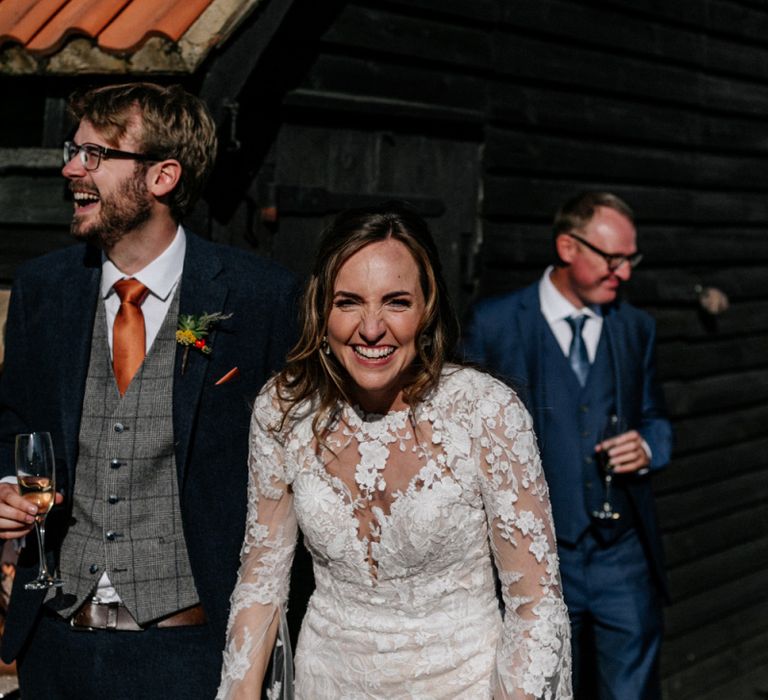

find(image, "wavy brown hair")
[68,82,217,221]
[274,202,459,440]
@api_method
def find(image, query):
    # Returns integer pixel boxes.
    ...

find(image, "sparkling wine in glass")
[592,414,627,522]
[15,432,63,590]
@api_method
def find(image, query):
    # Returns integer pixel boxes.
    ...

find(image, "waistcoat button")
[110,459,122,469]
[89,564,99,574]
[106,530,117,541]
[108,495,119,504]
[113,423,125,433]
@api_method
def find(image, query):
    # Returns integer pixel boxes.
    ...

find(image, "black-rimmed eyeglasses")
[567,232,643,271]
[63,141,162,172]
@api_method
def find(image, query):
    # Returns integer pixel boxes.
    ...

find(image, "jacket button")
[110,459,122,469]
[108,495,119,504]
[106,531,117,541]
[113,423,125,433]
[584,456,594,464]
[89,564,99,574]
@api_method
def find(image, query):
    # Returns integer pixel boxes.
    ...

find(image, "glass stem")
[34,518,50,578]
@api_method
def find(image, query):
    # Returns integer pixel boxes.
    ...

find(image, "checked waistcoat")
[49,288,198,624]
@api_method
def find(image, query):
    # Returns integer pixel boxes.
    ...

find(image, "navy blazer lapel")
[173,235,228,484]
[59,247,101,488]
[601,303,627,420]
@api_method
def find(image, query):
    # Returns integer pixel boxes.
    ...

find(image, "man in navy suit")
[462,192,672,699]
[0,83,295,698]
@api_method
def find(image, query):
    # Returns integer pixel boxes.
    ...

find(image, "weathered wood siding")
[480,2,768,698]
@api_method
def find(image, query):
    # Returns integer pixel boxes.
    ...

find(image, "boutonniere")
[176,311,233,374]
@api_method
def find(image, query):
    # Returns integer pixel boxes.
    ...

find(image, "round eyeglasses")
[567,232,643,271]
[63,141,162,172]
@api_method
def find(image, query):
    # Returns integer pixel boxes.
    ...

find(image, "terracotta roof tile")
[0,0,68,45]
[0,0,263,74]
[25,0,129,53]
[99,0,214,53]
[0,0,215,55]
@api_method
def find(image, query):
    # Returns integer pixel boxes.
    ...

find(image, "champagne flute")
[591,414,627,522]
[15,432,63,590]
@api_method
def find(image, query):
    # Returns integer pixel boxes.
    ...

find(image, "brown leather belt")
[70,601,206,632]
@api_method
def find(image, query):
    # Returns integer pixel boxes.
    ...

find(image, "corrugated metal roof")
[0,0,263,74]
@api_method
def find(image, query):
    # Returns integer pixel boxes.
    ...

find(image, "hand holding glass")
[592,415,627,521]
[15,432,63,590]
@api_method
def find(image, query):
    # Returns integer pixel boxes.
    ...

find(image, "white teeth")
[73,192,99,204]
[354,346,395,359]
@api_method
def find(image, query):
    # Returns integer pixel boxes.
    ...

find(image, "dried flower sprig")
[176,311,233,374]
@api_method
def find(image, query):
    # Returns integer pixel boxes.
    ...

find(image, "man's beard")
[70,170,153,248]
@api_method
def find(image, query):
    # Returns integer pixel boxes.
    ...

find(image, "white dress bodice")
[218,366,572,699]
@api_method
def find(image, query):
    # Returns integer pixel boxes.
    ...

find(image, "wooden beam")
[199,0,299,124]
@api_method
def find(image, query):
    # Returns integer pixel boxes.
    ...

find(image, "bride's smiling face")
[326,239,426,414]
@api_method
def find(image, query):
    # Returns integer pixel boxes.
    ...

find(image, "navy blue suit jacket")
[462,281,672,596]
[0,232,297,661]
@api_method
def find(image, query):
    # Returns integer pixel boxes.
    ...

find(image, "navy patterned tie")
[565,315,590,387]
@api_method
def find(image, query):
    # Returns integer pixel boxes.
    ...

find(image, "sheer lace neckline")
[342,402,416,430]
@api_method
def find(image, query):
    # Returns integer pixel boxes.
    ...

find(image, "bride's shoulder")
[251,377,315,435]
[438,364,521,405]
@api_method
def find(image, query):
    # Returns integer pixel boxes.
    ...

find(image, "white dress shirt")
[538,265,602,360]
[100,226,186,355]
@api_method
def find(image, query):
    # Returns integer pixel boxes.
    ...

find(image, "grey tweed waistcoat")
[51,288,198,624]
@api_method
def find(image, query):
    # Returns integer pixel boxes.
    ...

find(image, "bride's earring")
[320,336,331,356]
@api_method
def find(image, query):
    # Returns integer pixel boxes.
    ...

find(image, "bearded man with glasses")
[462,191,672,700]
[0,83,296,698]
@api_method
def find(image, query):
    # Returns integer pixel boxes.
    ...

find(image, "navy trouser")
[17,610,222,699]
[558,528,663,700]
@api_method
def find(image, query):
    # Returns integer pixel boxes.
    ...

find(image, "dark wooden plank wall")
[288,1,768,698]
[480,2,768,698]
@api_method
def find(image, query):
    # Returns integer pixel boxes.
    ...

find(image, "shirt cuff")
[638,439,652,475]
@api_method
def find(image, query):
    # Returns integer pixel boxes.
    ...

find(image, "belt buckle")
[69,616,96,633]
[69,601,122,632]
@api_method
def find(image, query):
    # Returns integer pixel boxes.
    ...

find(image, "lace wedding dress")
[218,366,571,699]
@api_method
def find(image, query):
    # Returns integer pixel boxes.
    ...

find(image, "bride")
[217,203,572,699]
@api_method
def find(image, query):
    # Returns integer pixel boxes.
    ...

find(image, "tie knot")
[566,314,588,334]
[113,278,148,306]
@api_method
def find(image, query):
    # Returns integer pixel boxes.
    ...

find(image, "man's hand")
[595,430,650,474]
[0,483,64,539]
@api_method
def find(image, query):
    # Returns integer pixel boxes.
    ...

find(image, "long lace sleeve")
[476,383,572,700]
[218,389,299,700]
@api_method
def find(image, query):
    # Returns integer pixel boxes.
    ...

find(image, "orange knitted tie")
[112,278,149,396]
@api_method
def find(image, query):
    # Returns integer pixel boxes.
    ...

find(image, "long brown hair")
[274,202,459,440]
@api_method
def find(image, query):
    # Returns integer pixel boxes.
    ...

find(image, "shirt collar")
[538,265,601,324]
[101,225,186,300]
